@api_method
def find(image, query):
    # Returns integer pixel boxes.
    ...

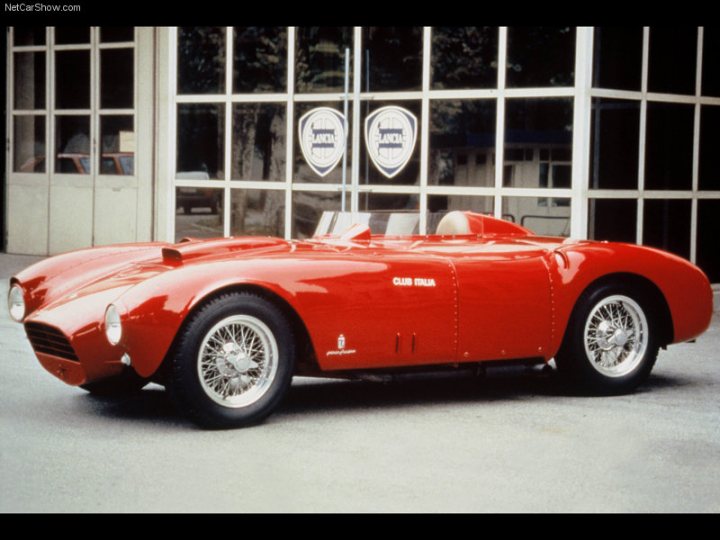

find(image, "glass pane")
[232,104,286,181]
[100,116,134,175]
[100,49,133,109]
[645,102,693,190]
[175,187,224,241]
[13,27,45,46]
[648,27,697,95]
[592,27,642,90]
[100,27,134,42]
[55,51,90,109]
[360,100,421,186]
[502,197,571,236]
[359,192,418,211]
[428,195,494,232]
[13,116,45,173]
[178,27,225,94]
[362,27,422,92]
[588,199,637,243]
[55,116,90,174]
[177,104,224,180]
[697,200,720,282]
[292,191,341,238]
[429,99,496,187]
[642,199,691,259]
[233,27,287,93]
[231,189,285,237]
[699,106,720,190]
[294,102,351,183]
[55,27,90,44]
[296,27,352,93]
[14,52,45,110]
[431,27,498,89]
[504,99,573,188]
[506,27,575,87]
[590,98,640,189]
[358,193,420,234]
[702,27,719,97]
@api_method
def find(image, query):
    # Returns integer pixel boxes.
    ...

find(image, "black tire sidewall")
[170,293,295,428]
[558,283,659,394]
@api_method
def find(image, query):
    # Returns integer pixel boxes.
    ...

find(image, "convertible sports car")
[8,210,713,428]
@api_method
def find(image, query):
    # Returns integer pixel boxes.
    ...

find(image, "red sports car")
[8,211,713,428]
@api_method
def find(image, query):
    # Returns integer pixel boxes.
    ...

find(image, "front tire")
[168,292,295,429]
[555,284,659,395]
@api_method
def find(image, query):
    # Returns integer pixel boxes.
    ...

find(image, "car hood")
[13,237,293,319]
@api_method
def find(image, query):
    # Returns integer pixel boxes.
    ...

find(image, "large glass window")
[176,104,224,180]
[431,27,498,89]
[588,199,637,243]
[362,27,422,92]
[296,27,353,93]
[55,116,90,174]
[233,27,287,93]
[506,27,575,88]
[175,187,223,241]
[504,99,573,188]
[644,102,694,191]
[648,27,697,95]
[100,49,134,109]
[702,27,719,97]
[178,27,225,94]
[699,106,720,191]
[231,189,285,237]
[100,116,134,175]
[13,26,45,46]
[232,104,286,181]
[292,191,341,238]
[429,100,496,187]
[643,199,691,259]
[590,99,640,190]
[697,200,720,282]
[592,27,643,91]
[13,117,45,173]
[14,52,45,110]
[55,51,90,109]
[502,197,571,236]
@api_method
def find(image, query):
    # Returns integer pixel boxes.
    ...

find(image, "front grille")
[25,322,79,362]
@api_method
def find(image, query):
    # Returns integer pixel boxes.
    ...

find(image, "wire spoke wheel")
[197,314,279,408]
[583,294,648,378]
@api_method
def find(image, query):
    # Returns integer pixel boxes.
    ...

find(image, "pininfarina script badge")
[364,106,418,179]
[298,107,347,177]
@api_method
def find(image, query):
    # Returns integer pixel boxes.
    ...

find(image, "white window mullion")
[494,27,508,219]
[167,27,178,242]
[690,27,703,263]
[284,26,295,239]
[637,27,650,245]
[223,26,233,238]
[419,26,431,234]
[570,27,593,239]
[351,26,362,216]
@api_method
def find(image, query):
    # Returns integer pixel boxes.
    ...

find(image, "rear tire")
[168,292,295,429]
[555,283,659,395]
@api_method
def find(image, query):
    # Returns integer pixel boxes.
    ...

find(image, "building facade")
[5,26,720,281]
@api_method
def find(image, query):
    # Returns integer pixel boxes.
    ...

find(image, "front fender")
[548,242,713,357]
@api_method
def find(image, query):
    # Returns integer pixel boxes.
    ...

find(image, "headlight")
[8,285,26,322]
[104,304,123,345]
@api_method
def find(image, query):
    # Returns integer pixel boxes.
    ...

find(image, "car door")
[445,243,553,362]
[301,248,458,371]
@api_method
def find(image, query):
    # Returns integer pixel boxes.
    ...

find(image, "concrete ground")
[1,254,719,513]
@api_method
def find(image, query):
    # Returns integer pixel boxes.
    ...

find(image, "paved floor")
[1,266,719,512]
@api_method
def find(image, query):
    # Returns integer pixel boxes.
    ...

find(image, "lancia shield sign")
[298,107,347,177]
[364,106,418,179]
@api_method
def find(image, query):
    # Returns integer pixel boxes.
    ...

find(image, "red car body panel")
[12,213,713,386]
